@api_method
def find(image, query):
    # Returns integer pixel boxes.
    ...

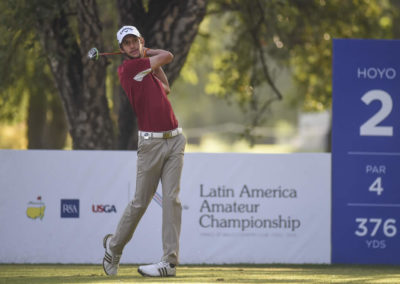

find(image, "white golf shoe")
[102,234,121,276]
[138,261,176,277]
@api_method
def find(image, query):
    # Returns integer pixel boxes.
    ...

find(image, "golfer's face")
[121,35,142,58]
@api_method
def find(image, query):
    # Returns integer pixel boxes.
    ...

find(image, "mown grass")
[0,264,400,283]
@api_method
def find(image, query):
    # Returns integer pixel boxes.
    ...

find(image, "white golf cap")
[117,25,141,44]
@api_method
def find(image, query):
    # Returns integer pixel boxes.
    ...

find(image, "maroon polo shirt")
[118,57,178,132]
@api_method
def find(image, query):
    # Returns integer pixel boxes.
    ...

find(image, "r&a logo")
[61,199,80,218]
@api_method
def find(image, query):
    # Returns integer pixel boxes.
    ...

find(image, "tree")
[42,0,208,149]
[34,0,115,149]
[1,0,207,150]
[0,2,68,149]
[201,0,396,144]
[2,0,397,150]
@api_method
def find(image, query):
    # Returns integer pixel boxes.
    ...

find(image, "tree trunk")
[117,86,138,150]
[32,0,206,150]
[116,0,208,148]
[27,91,47,149]
[45,96,68,149]
[35,0,114,149]
[27,91,68,149]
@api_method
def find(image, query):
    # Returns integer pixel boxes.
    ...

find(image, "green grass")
[0,264,400,283]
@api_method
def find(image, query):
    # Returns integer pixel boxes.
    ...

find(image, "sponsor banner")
[0,150,330,264]
[180,153,330,264]
[0,150,135,264]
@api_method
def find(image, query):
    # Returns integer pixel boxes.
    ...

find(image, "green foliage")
[201,0,398,116]
[0,0,68,150]
[2,0,400,148]
[0,0,54,122]
[286,0,395,111]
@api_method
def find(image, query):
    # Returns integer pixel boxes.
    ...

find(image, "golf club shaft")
[99,51,122,56]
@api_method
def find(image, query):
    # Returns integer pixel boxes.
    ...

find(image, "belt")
[138,128,182,139]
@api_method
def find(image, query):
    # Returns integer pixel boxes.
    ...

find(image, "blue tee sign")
[332,39,400,264]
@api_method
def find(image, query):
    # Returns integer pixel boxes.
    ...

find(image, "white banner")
[0,150,330,264]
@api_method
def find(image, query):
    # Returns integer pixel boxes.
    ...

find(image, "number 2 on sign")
[360,90,393,136]
[369,177,383,195]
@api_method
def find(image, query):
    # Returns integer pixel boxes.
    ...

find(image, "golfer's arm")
[146,48,173,94]
[153,67,170,95]
[147,48,173,70]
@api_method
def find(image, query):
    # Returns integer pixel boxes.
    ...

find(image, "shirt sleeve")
[123,58,151,81]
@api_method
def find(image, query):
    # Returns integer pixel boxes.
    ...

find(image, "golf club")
[87,47,122,60]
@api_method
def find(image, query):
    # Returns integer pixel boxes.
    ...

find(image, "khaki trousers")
[109,134,186,265]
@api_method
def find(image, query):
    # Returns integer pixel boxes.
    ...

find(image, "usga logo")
[92,204,117,213]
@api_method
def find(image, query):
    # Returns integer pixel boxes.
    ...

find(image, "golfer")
[102,25,186,277]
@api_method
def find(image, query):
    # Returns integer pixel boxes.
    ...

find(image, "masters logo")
[26,196,45,220]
